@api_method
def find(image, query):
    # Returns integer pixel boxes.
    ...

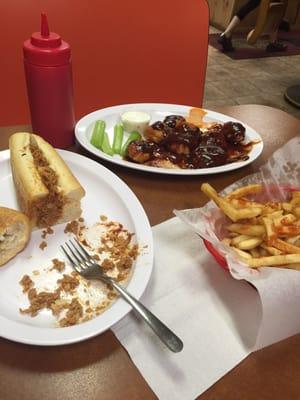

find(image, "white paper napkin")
[246,268,300,349]
[112,217,263,400]
[112,138,300,399]
[174,207,300,350]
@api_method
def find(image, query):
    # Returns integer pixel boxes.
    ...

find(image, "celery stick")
[120,131,141,157]
[90,120,105,149]
[112,124,124,154]
[101,132,114,156]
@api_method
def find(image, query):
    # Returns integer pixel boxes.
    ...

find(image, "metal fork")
[61,239,183,353]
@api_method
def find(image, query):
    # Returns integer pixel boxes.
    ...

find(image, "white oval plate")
[0,150,153,346]
[75,103,263,175]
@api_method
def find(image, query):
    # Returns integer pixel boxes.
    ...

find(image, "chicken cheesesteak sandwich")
[9,132,85,229]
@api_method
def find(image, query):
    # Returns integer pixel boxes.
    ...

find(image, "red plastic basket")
[202,185,300,271]
[203,239,229,270]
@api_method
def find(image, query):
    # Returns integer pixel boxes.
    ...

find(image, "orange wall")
[0,0,209,126]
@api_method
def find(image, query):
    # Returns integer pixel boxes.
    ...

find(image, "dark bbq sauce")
[163,115,186,128]
[126,114,256,169]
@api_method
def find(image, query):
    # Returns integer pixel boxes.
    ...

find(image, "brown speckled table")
[0,105,299,400]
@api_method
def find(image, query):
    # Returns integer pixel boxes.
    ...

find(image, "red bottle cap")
[23,13,71,66]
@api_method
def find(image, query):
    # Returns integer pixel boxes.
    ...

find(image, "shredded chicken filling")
[29,139,65,227]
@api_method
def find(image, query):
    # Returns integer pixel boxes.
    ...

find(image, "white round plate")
[75,103,263,175]
[0,150,153,346]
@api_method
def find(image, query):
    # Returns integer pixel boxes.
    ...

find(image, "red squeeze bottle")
[23,13,75,148]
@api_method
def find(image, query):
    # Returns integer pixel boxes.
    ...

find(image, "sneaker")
[217,34,234,52]
[266,41,287,52]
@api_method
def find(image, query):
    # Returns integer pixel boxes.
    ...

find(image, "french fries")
[201,183,300,271]
[228,223,265,236]
[231,235,252,245]
[225,184,262,200]
[260,243,282,256]
[237,237,263,250]
[201,183,262,222]
[247,254,300,268]
[273,239,300,254]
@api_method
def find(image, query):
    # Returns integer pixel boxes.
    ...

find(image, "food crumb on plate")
[41,227,54,239]
[19,275,34,293]
[50,258,66,272]
[19,217,141,327]
[64,218,85,235]
[39,241,47,251]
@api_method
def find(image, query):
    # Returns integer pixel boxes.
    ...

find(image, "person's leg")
[224,0,262,37]
[218,0,261,51]
[266,1,287,53]
[235,0,261,23]
[223,16,241,38]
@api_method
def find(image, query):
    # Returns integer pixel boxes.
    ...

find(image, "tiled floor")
[203,27,300,119]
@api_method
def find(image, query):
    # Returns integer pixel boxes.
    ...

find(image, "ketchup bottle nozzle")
[41,13,50,37]
[27,13,63,49]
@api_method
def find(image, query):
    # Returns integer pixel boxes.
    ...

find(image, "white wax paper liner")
[175,136,300,280]
[174,137,300,348]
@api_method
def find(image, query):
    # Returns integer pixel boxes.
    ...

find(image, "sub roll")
[0,207,31,266]
[9,133,85,229]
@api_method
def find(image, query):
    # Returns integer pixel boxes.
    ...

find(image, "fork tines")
[60,238,91,273]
